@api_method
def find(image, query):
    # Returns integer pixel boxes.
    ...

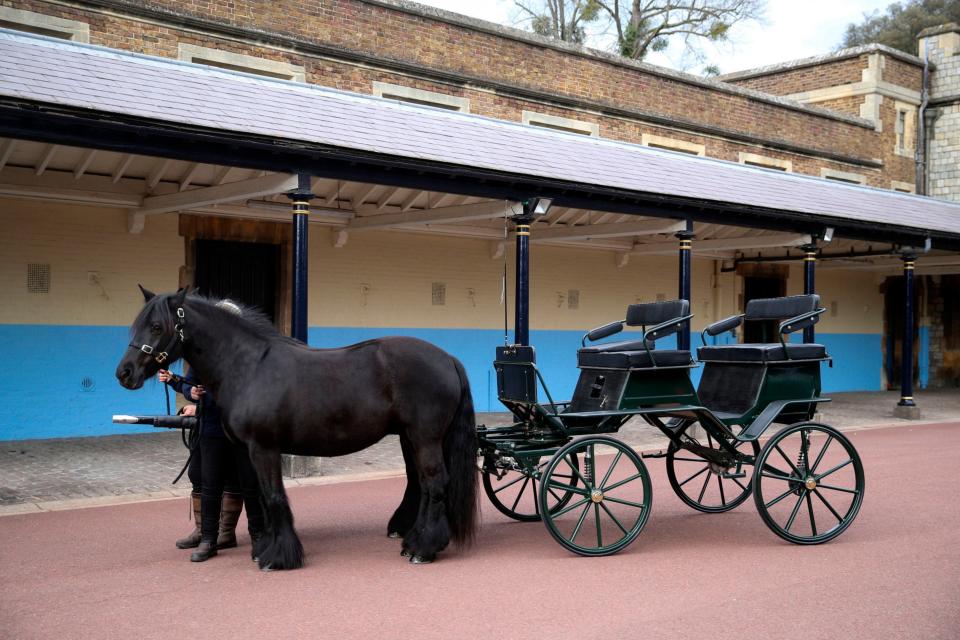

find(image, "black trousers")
[199,436,266,543]
[188,439,240,495]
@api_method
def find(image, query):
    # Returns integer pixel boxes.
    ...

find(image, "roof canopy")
[1,29,959,250]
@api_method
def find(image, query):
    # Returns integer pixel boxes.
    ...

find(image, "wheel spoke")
[552,497,590,518]
[815,458,854,481]
[604,472,645,493]
[546,480,590,496]
[673,456,709,463]
[599,501,629,535]
[816,482,860,495]
[679,465,710,488]
[603,495,647,510]
[565,455,594,490]
[774,445,803,477]
[813,489,845,523]
[510,477,530,512]
[731,475,749,492]
[697,471,711,502]
[784,490,806,532]
[594,503,603,547]
[569,502,592,543]
[717,474,726,505]
[806,491,817,537]
[492,472,527,494]
[598,450,623,490]
[810,435,833,474]
[761,471,797,482]
[764,485,798,509]
[546,486,565,502]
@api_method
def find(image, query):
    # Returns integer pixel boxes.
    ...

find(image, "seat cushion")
[697,343,826,363]
[579,339,654,353]
[578,349,692,369]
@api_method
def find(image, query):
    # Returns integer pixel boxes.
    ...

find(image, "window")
[641,134,705,156]
[178,44,305,82]
[0,7,89,42]
[522,111,598,136]
[738,152,792,172]
[820,168,866,185]
[372,82,470,112]
[893,101,917,157]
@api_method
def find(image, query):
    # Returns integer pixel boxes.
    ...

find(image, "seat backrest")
[745,294,819,321]
[625,299,689,327]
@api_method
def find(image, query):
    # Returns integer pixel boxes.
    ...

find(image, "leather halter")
[129,306,186,365]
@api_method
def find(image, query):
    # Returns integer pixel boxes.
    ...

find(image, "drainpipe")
[916,44,930,195]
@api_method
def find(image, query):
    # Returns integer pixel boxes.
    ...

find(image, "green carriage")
[477,294,865,556]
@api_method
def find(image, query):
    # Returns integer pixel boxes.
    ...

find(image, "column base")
[893,404,922,420]
[281,454,322,478]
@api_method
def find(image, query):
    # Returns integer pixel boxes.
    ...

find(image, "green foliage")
[841,0,960,54]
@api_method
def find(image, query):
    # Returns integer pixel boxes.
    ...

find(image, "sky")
[410,0,900,75]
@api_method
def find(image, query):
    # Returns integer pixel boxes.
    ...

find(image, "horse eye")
[150,322,162,334]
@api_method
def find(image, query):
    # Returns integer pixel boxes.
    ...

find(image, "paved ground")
[1,389,958,512]
[1,422,958,640]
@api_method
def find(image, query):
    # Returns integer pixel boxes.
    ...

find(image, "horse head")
[115,286,188,389]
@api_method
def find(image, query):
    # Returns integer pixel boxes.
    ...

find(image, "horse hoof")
[260,563,274,572]
[400,548,411,558]
[388,531,401,539]
[409,555,433,565]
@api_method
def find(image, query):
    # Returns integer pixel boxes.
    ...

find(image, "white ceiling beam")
[0,139,18,172]
[34,144,59,176]
[351,183,379,207]
[529,219,686,242]
[179,162,201,191]
[629,233,812,255]
[376,186,401,211]
[111,154,134,184]
[0,166,149,207]
[74,149,97,180]
[146,158,172,191]
[135,172,298,216]
[211,165,234,186]
[399,190,423,211]
[348,200,512,231]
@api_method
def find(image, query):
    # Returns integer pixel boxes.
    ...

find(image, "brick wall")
[727,56,869,95]
[3,0,886,176]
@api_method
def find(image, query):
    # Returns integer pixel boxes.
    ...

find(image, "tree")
[841,0,960,55]
[513,0,603,44]
[514,0,764,62]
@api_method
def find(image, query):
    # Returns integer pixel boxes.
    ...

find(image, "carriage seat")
[696,343,826,363]
[577,299,693,369]
[578,348,692,369]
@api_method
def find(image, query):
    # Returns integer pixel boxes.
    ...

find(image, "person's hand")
[180,404,197,417]
[189,385,205,401]
[158,369,171,383]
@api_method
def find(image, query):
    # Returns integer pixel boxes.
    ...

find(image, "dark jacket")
[166,371,226,438]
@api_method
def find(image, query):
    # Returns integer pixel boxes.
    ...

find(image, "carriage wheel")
[483,454,580,522]
[666,427,760,513]
[538,436,652,557]
[753,422,864,544]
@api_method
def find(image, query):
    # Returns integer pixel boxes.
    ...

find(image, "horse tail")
[443,358,479,547]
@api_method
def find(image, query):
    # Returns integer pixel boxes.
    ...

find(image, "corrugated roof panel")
[1,29,960,238]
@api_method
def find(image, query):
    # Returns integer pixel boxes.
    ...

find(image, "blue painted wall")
[0,324,886,440]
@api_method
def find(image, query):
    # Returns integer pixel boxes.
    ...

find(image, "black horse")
[116,287,478,570]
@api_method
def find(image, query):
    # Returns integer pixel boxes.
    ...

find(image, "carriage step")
[721,471,747,479]
[641,450,667,459]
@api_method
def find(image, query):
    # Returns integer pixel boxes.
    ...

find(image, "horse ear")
[138,284,155,302]
[172,287,188,307]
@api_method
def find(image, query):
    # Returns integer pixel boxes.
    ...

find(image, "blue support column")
[287,173,314,344]
[512,213,532,346]
[802,243,817,344]
[898,254,917,407]
[676,220,693,351]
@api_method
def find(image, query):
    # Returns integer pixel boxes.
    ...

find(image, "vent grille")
[567,289,580,309]
[431,282,446,306]
[27,263,50,293]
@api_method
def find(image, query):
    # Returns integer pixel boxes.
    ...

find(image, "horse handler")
[160,368,266,562]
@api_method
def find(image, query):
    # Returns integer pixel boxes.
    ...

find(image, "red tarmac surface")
[2,422,959,640]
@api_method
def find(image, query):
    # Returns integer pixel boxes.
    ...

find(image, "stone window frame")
[0,7,89,42]
[891,180,916,193]
[521,110,599,136]
[893,101,917,158]
[372,82,470,113]
[820,168,867,185]
[738,152,792,172]
[641,133,705,156]
[178,44,306,82]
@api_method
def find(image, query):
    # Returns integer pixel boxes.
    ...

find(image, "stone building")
[0,0,957,439]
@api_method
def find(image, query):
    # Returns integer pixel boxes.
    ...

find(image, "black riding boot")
[190,492,222,562]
